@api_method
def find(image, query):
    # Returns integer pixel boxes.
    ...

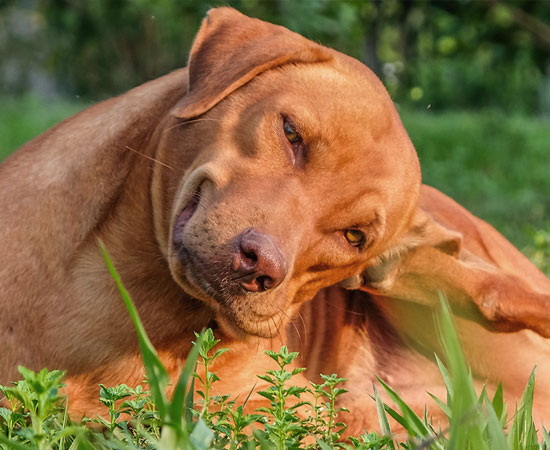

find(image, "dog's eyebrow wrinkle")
[319,189,380,230]
[340,194,384,222]
[163,117,222,133]
[308,264,330,273]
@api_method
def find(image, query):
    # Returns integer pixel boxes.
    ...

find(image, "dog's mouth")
[171,184,220,302]
[172,247,291,339]
[173,186,201,244]
[177,245,222,302]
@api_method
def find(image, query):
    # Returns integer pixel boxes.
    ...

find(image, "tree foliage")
[1,0,549,112]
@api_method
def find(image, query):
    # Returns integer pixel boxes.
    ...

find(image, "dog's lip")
[176,244,221,302]
[173,186,201,245]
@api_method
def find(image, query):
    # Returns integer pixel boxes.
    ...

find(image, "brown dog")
[1,7,548,434]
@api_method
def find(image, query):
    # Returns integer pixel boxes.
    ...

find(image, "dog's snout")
[232,229,286,293]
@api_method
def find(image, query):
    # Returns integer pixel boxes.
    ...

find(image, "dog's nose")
[232,229,287,292]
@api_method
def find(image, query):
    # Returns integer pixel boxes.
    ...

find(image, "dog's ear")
[173,7,332,120]
[339,208,463,292]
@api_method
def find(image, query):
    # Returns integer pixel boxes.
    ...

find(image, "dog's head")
[152,8,420,338]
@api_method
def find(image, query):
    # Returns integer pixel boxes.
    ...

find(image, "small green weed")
[254,346,310,448]
[0,368,87,450]
[309,373,349,446]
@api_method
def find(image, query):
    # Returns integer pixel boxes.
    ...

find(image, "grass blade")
[0,434,32,450]
[436,293,485,450]
[428,392,451,419]
[171,335,200,429]
[373,383,396,450]
[377,377,434,441]
[484,395,508,450]
[507,367,537,450]
[435,353,453,408]
[185,370,196,425]
[99,240,170,420]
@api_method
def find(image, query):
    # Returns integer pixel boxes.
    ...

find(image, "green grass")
[400,108,550,250]
[0,95,87,161]
[0,247,548,449]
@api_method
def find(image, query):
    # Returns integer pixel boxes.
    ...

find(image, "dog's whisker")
[266,319,272,346]
[296,310,308,338]
[278,305,304,351]
[323,298,369,317]
[124,145,175,170]
[256,332,261,353]
[270,315,282,342]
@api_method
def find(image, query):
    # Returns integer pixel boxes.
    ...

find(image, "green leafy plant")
[254,346,311,449]
[309,374,349,446]
[194,329,230,423]
[192,329,262,449]
[0,367,86,450]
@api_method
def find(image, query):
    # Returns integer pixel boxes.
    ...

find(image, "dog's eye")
[283,120,301,143]
[344,229,365,247]
[281,116,307,167]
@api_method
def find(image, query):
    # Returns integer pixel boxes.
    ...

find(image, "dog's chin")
[170,250,288,339]
[180,271,287,339]
[215,309,287,340]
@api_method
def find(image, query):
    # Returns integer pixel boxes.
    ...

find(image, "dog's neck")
[86,73,216,348]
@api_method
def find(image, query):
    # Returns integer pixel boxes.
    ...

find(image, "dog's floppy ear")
[173,7,332,120]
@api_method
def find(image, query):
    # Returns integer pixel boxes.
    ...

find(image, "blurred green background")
[0,0,549,271]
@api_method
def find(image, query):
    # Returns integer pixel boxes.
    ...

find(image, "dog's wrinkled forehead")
[280,61,395,138]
